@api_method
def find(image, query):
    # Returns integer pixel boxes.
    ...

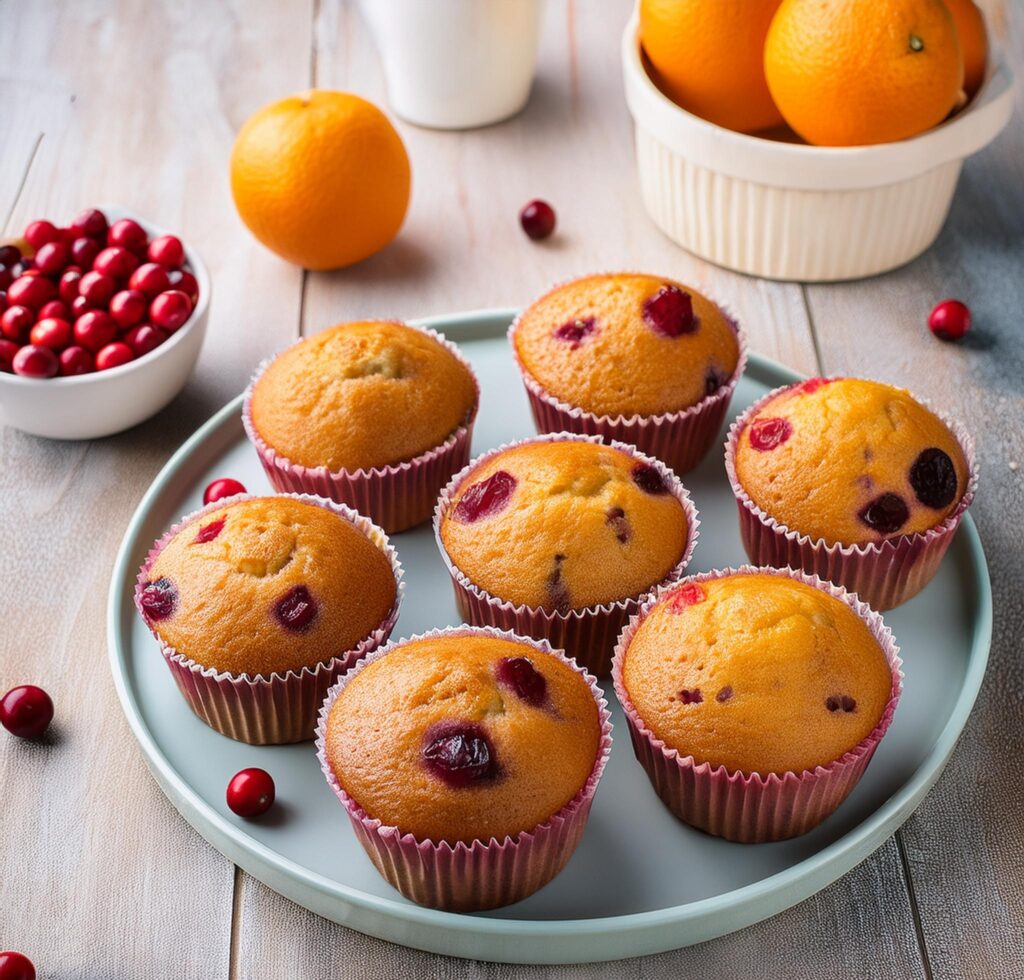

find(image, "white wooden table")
[2,2,1021,976]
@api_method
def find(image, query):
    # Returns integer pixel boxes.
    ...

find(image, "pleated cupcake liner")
[508,285,747,475]
[433,432,700,678]
[724,381,979,610]
[135,492,405,745]
[611,565,903,843]
[315,625,614,912]
[241,323,481,534]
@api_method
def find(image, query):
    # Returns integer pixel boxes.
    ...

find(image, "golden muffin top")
[621,573,894,775]
[512,273,741,418]
[733,378,968,546]
[249,320,478,472]
[439,439,690,610]
[325,632,602,844]
[138,496,398,677]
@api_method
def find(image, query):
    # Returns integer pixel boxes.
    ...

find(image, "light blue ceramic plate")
[107,309,992,964]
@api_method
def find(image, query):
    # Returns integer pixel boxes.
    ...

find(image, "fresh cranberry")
[910,448,957,509]
[273,585,317,632]
[226,768,275,818]
[519,199,556,241]
[70,296,92,318]
[0,685,54,739]
[194,517,226,544]
[605,505,631,543]
[203,477,246,504]
[79,270,116,306]
[678,688,703,704]
[59,346,94,376]
[545,553,571,614]
[422,722,497,787]
[0,244,21,266]
[129,262,171,298]
[643,285,696,338]
[24,219,60,250]
[95,341,135,371]
[29,317,72,350]
[748,416,792,452]
[38,300,69,321]
[70,235,101,269]
[666,581,706,613]
[553,316,596,348]
[139,578,177,621]
[0,339,20,372]
[148,234,185,268]
[1,305,34,341]
[108,217,148,253]
[0,951,35,980]
[109,289,148,328]
[70,207,108,239]
[7,274,55,310]
[0,291,6,312]
[93,245,139,280]
[33,240,70,275]
[716,685,733,702]
[74,310,117,352]
[168,269,199,304]
[12,345,58,378]
[928,299,971,341]
[631,462,668,495]
[150,290,192,331]
[453,470,517,523]
[124,324,167,357]
[858,492,909,535]
[496,656,547,706]
[58,269,82,303]
[825,695,857,713]
[0,266,12,291]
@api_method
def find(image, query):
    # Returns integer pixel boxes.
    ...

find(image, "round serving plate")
[107,308,992,965]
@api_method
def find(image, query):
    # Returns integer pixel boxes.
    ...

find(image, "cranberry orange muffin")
[244,320,479,532]
[136,494,401,744]
[613,568,900,842]
[317,628,612,911]
[435,435,697,676]
[510,273,745,472]
[727,377,975,609]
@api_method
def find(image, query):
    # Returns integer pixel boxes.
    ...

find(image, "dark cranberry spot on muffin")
[858,493,909,535]
[666,582,706,613]
[605,506,631,543]
[553,316,596,348]
[273,585,318,632]
[643,285,696,338]
[422,722,498,787]
[193,517,225,544]
[705,366,726,397]
[496,657,547,706]
[453,470,517,523]
[678,688,703,704]
[631,462,668,495]
[826,695,857,713]
[749,417,793,452]
[546,554,572,614]
[716,685,733,702]
[910,448,958,509]
[140,578,177,621]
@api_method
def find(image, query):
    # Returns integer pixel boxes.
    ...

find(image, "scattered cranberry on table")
[519,198,556,241]
[203,477,247,504]
[227,767,276,817]
[928,299,971,342]
[0,951,36,980]
[0,685,54,739]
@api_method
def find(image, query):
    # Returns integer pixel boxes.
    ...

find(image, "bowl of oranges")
[623,0,1014,281]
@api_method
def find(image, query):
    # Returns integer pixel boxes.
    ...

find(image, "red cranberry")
[799,377,832,395]
[0,952,36,980]
[0,266,12,291]
[74,310,117,352]
[59,269,82,303]
[70,207,108,239]
[70,295,92,318]
[1,305,34,341]
[129,262,171,298]
[148,234,185,268]
[70,235,101,269]
[273,585,317,632]
[29,317,72,350]
[631,462,668,494]
[0,244,21,266]
[825,695,857,713]
[95,341,135,371]
[194,517,226,544]
[643,285,696,338]
[716,685,733,702]
[0,338,20,372]
[553,316,596,348]
[226,768,275,818]
[910,448,957,509]
[38,299,69,321]
[928,299,971,341]
[33,240,70,275]
[109,289,148,327]
[748,416,793,452]
[12,345,58,378]
[0,685,54,739]
[24,219,59,249]
[496,656,547,706]
[108,217,148,253]
[203,477,246,504]
[124,323,167,357]
[139,577,177,621]
[7,274,55,310]
[519,199,556,240]
[666,581,706,613]
[605,505,631,543]
[453,470,517,523]
[422,722,497,787]
[168,269,199,304]
[858,492,909,535]
[59,345,94,376]
[678,688,703,704]
[150,289,192,331]
[93,245,139,280]
[79,270,116,306]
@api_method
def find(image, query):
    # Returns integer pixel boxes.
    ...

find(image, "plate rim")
[107,307,993,962]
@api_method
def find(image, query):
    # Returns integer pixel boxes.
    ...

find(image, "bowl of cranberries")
[0,206,209,439]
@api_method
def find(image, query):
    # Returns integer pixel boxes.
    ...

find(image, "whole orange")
[943,0,988,97]
[639,0,784,134]
[764,0,964,146]
[230,91,411,271]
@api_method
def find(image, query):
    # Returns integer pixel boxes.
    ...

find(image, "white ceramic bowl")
[622,12,1015,282]
[0,206,209,440]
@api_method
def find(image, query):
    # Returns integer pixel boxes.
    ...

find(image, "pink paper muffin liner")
[135,492,404,745]
[315,625,614,912]
[433,433,700,679]
[612,565,903,843]
[242,324,481,534]
[724,381,979,611]
[508,284,747,475]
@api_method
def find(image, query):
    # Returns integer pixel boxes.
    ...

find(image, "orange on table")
[943,0,988,97]
[639,0,784,134]
[764,0,965,147]
[230,90,410,271]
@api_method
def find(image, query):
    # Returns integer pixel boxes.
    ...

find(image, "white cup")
[358,0,543,130]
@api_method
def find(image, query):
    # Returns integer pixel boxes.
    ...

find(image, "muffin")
[243,320,479,532]
[726,376,976,609]
[434,434,698,676]
[612,567,901,842]
[510,273,745,473]
[136,493,402,744]
[316,627,612,911]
